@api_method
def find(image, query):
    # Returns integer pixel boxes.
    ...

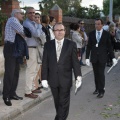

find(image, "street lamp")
[109,0,113,22]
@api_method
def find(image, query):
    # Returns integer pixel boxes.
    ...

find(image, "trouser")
[3,42,20,98]
[107,52,112,65]
[92,61,106,93]
[51,87,71,120]
[25,48,39,94]
[80,46,85,64]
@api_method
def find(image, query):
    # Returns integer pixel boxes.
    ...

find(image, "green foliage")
[103,0,109,16]
[0,12,7,24]
[38,0,82,15]
[103,0,120,16]
[38,0,101,19]
[86,5,101,19]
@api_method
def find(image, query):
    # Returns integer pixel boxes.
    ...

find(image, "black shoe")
[93,90,99,94]
[10,95,23,100]
[107,64,112,67]
[97,93,104,98]
[3,98,12,106]
[81,63,86,66]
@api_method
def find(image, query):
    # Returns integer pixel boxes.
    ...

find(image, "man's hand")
[86,59,90,66]
[75,76,82,89]
[112,58,118,66]
[41,80,48,88]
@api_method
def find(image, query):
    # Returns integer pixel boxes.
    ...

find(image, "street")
[14,62,120,120]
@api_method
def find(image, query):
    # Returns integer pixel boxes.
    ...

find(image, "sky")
[19,0,103,10]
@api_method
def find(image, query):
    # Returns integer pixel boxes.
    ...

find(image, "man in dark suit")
[41,22,82,120]
[86,18,117,98]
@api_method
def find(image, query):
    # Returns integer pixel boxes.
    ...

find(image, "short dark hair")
[53,22,65,31]
[41,15,50,24]
[73,23,79,31]
[49,16,55,23]
[95,18,104,25]
[78,20,84,24]
[35,13,40,16]
[70,23,75,30]
[106,21,111,25]
[26,7,34,13]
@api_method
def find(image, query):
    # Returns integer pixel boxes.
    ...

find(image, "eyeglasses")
[53,29,65,32]
[80,23,84,24]
[28,12,35,14]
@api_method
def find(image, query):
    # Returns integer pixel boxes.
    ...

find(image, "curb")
[0,66,93,120]
[0,89,52,120]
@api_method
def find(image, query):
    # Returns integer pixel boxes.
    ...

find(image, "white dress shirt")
[55,38,64,51]
[49,25,55,40]
[96,29,103,41]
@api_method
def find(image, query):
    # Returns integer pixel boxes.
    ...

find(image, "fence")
[63,16,95,38]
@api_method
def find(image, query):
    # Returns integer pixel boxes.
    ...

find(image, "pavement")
[0,46,93,120]
[14,61,120,120]
[0,45,120,120]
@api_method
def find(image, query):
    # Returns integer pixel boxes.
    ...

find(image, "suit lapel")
[99,30,105,44]
[94,31,97,43]
[51,40,57,62]
[58,39,68,63]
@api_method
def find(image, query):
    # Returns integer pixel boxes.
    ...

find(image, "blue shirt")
[23,18,42,47]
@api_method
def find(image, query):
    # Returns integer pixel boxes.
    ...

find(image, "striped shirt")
[4,17,24,43]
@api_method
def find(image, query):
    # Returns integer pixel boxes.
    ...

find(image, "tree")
[103,0,120,16]
[38,0,101,19]
[76,6,88,18]
[86,5,101,19]
[38,0,82,15]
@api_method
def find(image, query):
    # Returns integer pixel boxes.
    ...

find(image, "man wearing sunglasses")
[23,7,42,99]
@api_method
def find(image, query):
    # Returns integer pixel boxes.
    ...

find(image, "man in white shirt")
[86,18,117,98]
[41,22,82,120]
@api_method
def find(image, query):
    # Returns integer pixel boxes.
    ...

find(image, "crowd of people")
[103,21,120,67]
[2,7,82,120]
[70,20,88,66]
[2,7,56,106]
[1,6,120,120]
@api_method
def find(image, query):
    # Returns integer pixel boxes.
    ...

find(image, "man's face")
[95,20,103,31]
[15,10,24,21]
[53,24,65,41]
[50,18,56,26]
[34,14,41,24]
[26,8,35,21]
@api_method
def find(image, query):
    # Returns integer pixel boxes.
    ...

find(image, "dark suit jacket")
[86,30,115,63]
[13,34,29,64]
[42,39,82,88]
[42,25,50,42]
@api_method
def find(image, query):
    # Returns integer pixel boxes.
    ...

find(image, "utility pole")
[109,0,113,22]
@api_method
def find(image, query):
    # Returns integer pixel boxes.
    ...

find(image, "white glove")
[112,58,118,66]
[75,76,82,89]
[41,80,48,88]
[86,59,90,66]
